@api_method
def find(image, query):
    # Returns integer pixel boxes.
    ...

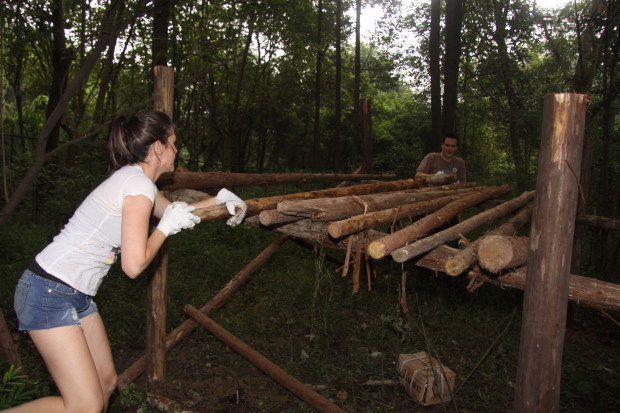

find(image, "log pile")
[167,174,620,316]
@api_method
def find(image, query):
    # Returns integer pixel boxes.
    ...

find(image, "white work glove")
[435,170,445,175]
[157,202,201,237]
[215,188,247,227]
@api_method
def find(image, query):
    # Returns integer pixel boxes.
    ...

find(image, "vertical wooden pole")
[146,65,174,383]
[0,306,24,374]
[513,93,587,413]
[361,98,372,174]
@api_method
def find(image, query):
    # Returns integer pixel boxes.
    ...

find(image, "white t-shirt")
[36,164,157,296]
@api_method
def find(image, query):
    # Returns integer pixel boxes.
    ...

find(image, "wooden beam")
[417,245,620,313]
[193,178,431,222]
[116,234,290,390]
[369,184,512,259]
[576,214,620,230]
[514,93,587,413]
[156,171,396,191]
[185,306,348,413]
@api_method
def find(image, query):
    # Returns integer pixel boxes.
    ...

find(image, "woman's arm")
[121,194,166,278]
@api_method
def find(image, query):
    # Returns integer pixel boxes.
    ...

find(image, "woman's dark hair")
[107,110,174,172]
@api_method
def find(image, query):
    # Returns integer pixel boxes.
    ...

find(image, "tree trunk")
[362,98,373,173]
[442,0,464,135]
[478,235,530,273]
[369,184,513,259]
[429,0,442,148]
[334,0,342,172]
[352,0,361,165]
[0,0,123,232]
[390,190,535,262]
[312,0,323,171]
[446,205,532,276]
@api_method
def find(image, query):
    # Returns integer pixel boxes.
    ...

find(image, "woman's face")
[161,134,178,172]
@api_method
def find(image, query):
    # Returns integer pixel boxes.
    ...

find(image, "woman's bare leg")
[2,325,104,413]
[81,312,117,411]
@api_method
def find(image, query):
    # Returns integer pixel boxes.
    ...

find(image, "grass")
[1,185,620,412]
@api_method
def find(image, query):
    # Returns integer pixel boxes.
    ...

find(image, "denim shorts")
[14,270,99,331]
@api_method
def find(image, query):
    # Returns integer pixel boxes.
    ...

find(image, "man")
[415,133,466,248]
[415,133,466,183]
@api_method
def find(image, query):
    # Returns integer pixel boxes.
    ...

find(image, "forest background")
[1,0,620,411]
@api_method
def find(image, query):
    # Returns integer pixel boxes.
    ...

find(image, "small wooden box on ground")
[397,352,456,406]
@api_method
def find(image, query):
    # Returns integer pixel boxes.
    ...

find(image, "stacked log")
[478,235,530,273]
[368,184,513,259]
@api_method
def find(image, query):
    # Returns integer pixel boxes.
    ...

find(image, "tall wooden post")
[146,65,174,383]
[513,93,587,412]
[361,98,372,174]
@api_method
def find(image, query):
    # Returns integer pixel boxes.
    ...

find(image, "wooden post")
[513,93,587,413]
[361,98,372,174]
[0,306,24,374]
[117,235,290,389]
[146,65,174,383]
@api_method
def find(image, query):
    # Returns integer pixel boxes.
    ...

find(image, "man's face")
[441,137,458,159]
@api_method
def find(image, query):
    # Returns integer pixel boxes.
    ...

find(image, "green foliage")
[0,366,35,408]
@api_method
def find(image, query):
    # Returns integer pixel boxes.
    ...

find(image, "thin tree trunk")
[0,0,123,232]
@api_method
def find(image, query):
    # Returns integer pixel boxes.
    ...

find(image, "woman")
[6,111,246,413]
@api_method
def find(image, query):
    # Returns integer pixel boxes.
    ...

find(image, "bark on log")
[157,171,396,191]
[418,245,620,313]
[478,235,531,273]
[184,306,348,413]
[277,186,478,221]
[446,205,532,276]
[244,216,385,250]
[515,94,586,413]
[117,235,290,390]
[193,178,430,222]
[368,184,512,259]
[260,183,478,226]
[576,214,620,231]
[169,188,213,204]
[327,189,484,239]
[391,190,534,262]
[0,307,24,373]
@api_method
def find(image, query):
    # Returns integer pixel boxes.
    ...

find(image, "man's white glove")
[215,188,247,227]
[157,202,200,237]
[435,170,445,175]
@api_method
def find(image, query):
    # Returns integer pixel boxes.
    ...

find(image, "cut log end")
[478,235,529,273]
[368,241,387,259]
[392,248,411,263]
[446,255,468,276]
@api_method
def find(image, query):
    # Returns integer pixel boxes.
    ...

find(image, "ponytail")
[107,111,174,172]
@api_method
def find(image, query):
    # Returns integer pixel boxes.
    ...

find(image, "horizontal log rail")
[157,171,397,190]
[418,245,620,313]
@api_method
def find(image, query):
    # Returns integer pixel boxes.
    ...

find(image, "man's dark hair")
[442,133,460,146]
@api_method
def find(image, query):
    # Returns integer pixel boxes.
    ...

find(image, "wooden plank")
[514,93,587,413]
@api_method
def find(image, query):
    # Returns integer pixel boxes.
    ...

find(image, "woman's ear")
[153,141,165,156]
